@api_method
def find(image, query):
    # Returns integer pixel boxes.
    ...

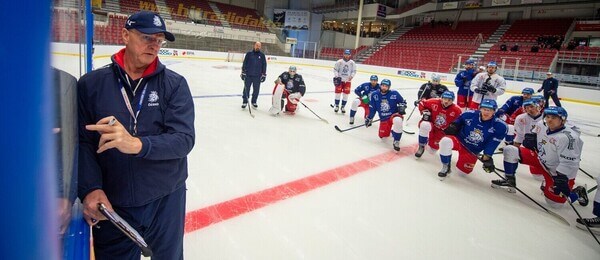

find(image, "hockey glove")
[551,173,570,196]
[537,88,543,93]
[288,92,302,104]
[444,122,459,136]
[522,133,537,151]
[474,88,488,96]
[480,156,495,173]
[333,77,342,86]
[361,95,369,104]
[240,73,246,81]
[397,104,407,115]
[482,82,496,93]
[365,117,373,128]
[414,100,420,106]
[422,109,431,122]
[260,74,266,83]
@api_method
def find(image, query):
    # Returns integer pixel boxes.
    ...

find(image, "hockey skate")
[572,185,589,206]
[252,103,258,108]
[491,175,516,193]
[393,140,400,151]
[576,217,600,235]
[349,117,355,125]
[334,105,339,113]
[438,164,451,181]
[415,145,425,158]
[241,102,248,109]
[341,106,346,114]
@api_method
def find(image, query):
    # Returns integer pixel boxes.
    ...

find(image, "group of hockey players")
[261,50,599,234]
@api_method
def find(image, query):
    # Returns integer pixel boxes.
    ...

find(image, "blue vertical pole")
[0,0,58,260]
[86,0,94,72]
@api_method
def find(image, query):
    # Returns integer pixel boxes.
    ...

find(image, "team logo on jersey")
[434,114,447,128]
[432,104,439,111]
[465,119,473,126]
[342,65,349,74]
[286,81,294,90]
[380,100,391,113]
[466,129,484,145]
[148,91,159,107]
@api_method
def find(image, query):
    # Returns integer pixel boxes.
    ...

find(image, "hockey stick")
[579,167,596,180]
[588,185,597,194]
[564,195,600,247]
[247,103,255,118]
[491,169,570,226]
[300,101,328,124]
[334,118,381,132]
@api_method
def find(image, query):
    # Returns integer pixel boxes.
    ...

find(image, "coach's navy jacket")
[242,49,267,76]
[541,77,559,93]
[77,48,195,207]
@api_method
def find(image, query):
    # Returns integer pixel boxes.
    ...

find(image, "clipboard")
[98,203,153,257]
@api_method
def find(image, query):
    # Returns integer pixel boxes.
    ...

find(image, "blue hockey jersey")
[496,95,524,117]
[368,90,406,121]
[453,111,507,156]
[354,82,380,97]
[454,68,476,96]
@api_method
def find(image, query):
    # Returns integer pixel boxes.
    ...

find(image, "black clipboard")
[98,203,153,257]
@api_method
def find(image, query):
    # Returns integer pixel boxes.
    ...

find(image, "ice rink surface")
[55,54,600,259]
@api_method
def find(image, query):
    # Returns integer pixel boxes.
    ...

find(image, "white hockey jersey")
[470,72,506,103]
[513,113,543,144]
[333,59,357,82]
[531,121,583,179]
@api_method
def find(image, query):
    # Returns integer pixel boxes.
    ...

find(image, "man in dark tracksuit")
[241,41,267,108]
[77,11,195,259]
[538,72,561,108]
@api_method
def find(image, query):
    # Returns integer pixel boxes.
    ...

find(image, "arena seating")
[214,2,268,32]
[52,9,81,43]
[483,19,573,71]
[363,21,502,72]
[164,0,221,26]
[320,46,367,60]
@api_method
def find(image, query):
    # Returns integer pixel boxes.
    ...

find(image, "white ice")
[54,53,600,259]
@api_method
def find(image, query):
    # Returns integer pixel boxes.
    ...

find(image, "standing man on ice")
[364,79,407,151]
[332,49,356,114]
[469,61,506,110]
[454,59,476,110]
[269,66,306,115]
[241,41,267,109]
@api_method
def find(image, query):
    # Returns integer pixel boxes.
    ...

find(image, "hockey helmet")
[370,75,378,81]
[344,49,351,55]
[521,88,534,95]
[289,66,297,72]
[544,106,568,121]
[441,91,455,101]
[487,61,497,67]
[479,99,498,110]
[431,74,441,83]
[465,60,475,65]
[381,79,391,87]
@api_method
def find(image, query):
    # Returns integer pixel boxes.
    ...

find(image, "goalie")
[269,66,306,115]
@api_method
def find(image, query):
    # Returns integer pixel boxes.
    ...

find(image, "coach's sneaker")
[341,106,346,114]
[334,105,339,113]
[438,163,451,180]
[349,117,355,125]
[393,140,400,151]
[573,185,589,207]
[415,144,425,158]
[576,217,600,235]
[242,103,248,109]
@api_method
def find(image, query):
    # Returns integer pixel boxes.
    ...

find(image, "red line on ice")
[184,145,416,233]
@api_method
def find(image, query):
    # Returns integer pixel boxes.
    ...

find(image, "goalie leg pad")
[270,84,285,115]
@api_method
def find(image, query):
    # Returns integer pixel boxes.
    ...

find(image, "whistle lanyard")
[119,77,147,136]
